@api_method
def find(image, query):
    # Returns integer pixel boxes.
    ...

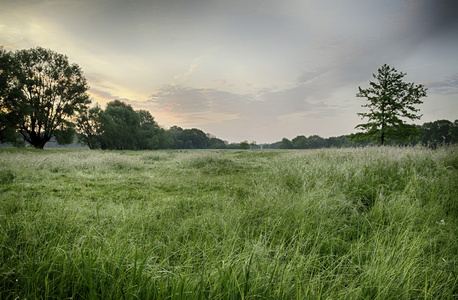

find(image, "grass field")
[0,146,457,299]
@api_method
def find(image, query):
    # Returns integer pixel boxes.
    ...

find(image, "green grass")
[0,147,457,299]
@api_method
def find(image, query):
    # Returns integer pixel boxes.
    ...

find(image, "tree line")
[273,119,458,149]
[0,46,234,150]
[77,99,235,150]
[1,47,456,150]
[78,104,458,149]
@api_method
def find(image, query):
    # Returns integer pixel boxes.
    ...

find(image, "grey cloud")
[147,85,247,114]
[426,75,458,95]
[298,0,458,89]
[418,0,458,38]
[145,81,346,128]
[89,88,132,104]
[297,68,330,84]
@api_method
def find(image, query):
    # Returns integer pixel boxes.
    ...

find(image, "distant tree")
[208,135,227,149]
[354,64,427,145]
[0,47,21,145]
[181,128,209,149]
[99,100,140,150]
[165,127,228,149]
[137,109,161,149]
[420,119,457,147]
[76,104,103,149]
[292,135,307,149]
[239,140,250,150]
[452,120,458,143]
[279,138,293,149]
[53,122,77,145]
[227,142,241,149]
[307,135,326,148]
[0,47,91,149]
[326,136,345,148]
[168,126,184,149]
[184,140,193,149]
[157,128,173,149]
[76,101,170,150]
[0,47,9,99]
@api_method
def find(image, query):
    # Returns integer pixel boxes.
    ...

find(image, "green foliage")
[278,138,293,149]
[75,104,104,149]
[239,140,250,150]
[138,109,162,150]
[53,121,76,145]
[291,135,307,148]
[166,127,229,149]
[0,47,91,149]
[420,119,458,147]
[179,128,209,149]
[0,48,17,145]
[0,147,456,298]
[76,102,172,150]
[0,48,26,146]
[99,100,141,150]
[208,136,228,149]
[355,64,427,145]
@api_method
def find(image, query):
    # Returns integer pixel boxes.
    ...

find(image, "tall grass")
[0,147,457,299]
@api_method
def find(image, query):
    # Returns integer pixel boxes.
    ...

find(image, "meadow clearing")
[0,146,457,299]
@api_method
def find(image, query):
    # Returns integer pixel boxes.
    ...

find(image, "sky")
[1,0,457,143]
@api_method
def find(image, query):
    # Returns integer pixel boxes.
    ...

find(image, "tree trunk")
[381,123,385,145]
[30,134,51,149]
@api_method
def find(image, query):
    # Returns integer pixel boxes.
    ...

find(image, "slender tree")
[355,64,427,145]
[0,47,90,149]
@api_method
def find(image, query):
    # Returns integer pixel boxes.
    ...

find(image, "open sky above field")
[1,0,457,143]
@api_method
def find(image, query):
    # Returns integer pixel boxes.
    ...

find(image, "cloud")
[87,88,134,106]
[147,85,247,116]
[415,0,458,38]
[137,79,352,140]
[2,0,456,142]
[172,56,205,84]
[426,75,458,95]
